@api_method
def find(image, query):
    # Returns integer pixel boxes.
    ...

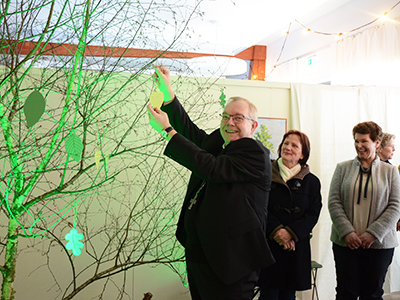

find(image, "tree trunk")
[1,217,20,300]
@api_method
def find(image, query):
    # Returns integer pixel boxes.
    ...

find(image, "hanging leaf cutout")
[149,91,164,109]
[65,133,84,162]
[95,150,101,170]
[65,227,84,256]
[219,89,227,108]
[24,90,46,127]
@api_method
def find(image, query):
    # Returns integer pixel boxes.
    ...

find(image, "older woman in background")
[329,121,400,300]
[258,130,322,300]
[377,133,400,231]
[377,133,395,164]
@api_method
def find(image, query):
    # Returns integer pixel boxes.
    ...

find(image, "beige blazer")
[329,156,400,249]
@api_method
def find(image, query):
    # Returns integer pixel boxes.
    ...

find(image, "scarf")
[277,157,301,182]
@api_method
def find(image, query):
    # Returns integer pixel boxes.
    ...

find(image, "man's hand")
[344,232,362,250]
[147,103,171,134]
[359,232,376,249]
[153,65,175,103]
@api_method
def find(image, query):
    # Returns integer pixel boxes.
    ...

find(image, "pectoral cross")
[188,181,206,210]
[188,196,198,210]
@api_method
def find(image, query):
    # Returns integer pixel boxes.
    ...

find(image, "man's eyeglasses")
[220,113,254,124]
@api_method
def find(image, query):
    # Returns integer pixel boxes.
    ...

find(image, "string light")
[265,22,292,79]
[264,0,400,80]
[295,1,399,36]
[380,12,389,21]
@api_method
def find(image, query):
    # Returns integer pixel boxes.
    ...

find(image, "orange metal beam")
[1,41,266,80]
[1,40,233,59]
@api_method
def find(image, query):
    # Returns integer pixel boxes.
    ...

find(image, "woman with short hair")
[329,121,400,299]
[377,133,395,164]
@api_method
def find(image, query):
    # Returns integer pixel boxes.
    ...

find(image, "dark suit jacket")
[162,97,275,284]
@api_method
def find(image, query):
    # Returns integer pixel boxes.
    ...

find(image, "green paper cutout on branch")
[149,91,164,109]
[65,133,84,162]
[24,90,46,127]
[65,227,84,256]
[219,89,226,108]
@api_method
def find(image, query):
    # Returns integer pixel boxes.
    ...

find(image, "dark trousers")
[186,259,259,300]
[333,243,394,300]
[258,287,296,300]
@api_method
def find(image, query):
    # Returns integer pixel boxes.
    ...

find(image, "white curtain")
[290,83,400,299]
[332,21,400,87]
[266,59,300,83]
[266,20,400,87]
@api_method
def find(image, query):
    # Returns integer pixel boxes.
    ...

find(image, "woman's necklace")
[357,165,371,204]
[361,165,371,173]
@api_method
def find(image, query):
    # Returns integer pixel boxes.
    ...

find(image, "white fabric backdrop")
[290,83,400,299]
[266,19,400,87]
[332,21,400,87]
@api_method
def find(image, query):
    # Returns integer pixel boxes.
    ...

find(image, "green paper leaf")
[65,228,84,256]
[219,90,226,108]
[219,90,226,101]
[24,90,46,127]
[65,133,84,162]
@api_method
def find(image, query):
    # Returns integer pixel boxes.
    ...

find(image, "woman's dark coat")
[259,159,322,290]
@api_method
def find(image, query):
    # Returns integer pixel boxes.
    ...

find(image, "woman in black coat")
[258,130,322,300]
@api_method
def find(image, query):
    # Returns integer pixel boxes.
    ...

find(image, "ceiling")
[187,0,400,56]
[26,0,399,77]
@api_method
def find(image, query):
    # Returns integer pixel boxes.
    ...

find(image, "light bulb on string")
[380,12,388,22]
[265,1,400,81]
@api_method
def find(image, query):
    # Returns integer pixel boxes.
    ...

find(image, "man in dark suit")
[147,66,274,300]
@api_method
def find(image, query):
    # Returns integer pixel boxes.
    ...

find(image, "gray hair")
[226,97,258,120]
[380,133,395,148]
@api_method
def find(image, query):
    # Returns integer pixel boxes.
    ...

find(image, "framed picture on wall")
[254,117,287,160]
